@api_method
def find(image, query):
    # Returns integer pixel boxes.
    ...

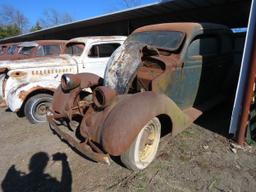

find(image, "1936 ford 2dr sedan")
[48,23,234,170]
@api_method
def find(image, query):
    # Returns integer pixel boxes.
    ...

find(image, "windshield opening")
[65,42,85,56]
[7,45,17,55]
[126,31,185,51]
[19,47,34,55]
[0,46,7,55]
[36,45,61,56]
[0,47,4,55]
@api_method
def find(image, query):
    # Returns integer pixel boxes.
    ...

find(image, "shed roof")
[0,0,251,43]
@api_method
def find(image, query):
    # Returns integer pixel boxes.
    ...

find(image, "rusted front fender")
[52,73,103,119]
[99,91,193,156]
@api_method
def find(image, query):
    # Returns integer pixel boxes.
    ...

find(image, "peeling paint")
[48,23,234,167]
[1,36,126,113]
[0,40,66,61]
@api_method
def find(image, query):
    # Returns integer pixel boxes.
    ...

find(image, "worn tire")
[24,94,53,124]
[120,117,161,171]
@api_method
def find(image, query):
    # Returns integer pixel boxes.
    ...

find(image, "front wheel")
[24,94,53,124]
[121,117,161,171]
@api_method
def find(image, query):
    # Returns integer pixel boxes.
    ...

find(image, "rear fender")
[100,91,193,156]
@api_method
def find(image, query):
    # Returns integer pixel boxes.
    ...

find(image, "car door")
[83,42,121,77]
[167,34,220,109]
[166,36,203,109]
[190,35,222,108]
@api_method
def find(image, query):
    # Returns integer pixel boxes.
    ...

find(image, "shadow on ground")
[1,152,72,192]
[195,101,233,137]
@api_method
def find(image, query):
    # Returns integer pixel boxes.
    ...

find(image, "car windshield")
[126,31,184,51]
[7,45,17,55]
[0,46,7,55]
[36,45,61,56]
[19,47,34,55]
[0,47,3,55]
[65,42,85,56]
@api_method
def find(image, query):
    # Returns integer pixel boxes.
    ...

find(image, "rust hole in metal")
[10,71,27,78]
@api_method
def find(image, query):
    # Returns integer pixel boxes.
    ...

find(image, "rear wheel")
[121,117,161,171]
[24,94,53,124]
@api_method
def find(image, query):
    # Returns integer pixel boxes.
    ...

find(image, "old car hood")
[104,41,160,94]
[0,54,75,70]
[104,42,145,94]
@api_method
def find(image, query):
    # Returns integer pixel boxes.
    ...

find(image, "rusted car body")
[0,43,15,60]
[48,23,234,170]
[0,36,126,123]
[0,40,66,61]
[0,44,7,55]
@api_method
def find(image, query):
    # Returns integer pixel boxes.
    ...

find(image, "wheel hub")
[139,123,156,161]
[36,102,51,116]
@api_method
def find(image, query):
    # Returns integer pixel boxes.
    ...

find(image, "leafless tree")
[39,9,73,28]
[0,4,28,32]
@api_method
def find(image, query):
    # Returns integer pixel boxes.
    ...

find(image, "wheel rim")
[120,117,160,170]
[139,124,157,161]
[136,118,160,167]
[36,102,50,115]
[33,100,51,121]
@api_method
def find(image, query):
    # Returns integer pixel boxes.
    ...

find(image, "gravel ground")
[0,106,255,192]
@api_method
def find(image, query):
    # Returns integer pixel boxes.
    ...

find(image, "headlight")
[93,86,116,108]
[61,74,80,92]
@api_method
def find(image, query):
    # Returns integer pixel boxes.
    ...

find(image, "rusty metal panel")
[48,22,234,166]
[0,40,66,61]
[0,36,125,113]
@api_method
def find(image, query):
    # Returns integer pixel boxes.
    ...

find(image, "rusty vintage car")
[48,23,235,170]
[0,40,66,61]
[0,43,15,60]
[0,36,126,123]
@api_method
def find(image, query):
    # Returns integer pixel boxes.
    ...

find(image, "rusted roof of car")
[133,22,231,35]
[0,42,17,47]
[34,40,67,44]
[66,36,127,44]
[18,40,67,47]
[18,41,39,47]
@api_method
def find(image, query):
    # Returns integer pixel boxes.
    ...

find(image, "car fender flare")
[52,73,103,119]
[7,80,59,112]
[100,91,193,156]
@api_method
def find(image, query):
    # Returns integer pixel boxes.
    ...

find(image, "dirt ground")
[0,105,255,192]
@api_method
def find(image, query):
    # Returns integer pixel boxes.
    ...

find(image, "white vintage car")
[0,36,126,123]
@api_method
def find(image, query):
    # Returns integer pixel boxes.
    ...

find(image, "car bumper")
[0,74,5,99]
[0,75,8,108]
[47,112,110,164]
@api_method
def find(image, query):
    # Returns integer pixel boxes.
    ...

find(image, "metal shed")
[0,0,251,43]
